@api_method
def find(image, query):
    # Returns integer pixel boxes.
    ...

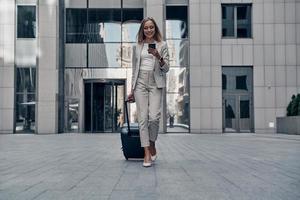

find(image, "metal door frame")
[84,79,125,133]
[222,93,254,133]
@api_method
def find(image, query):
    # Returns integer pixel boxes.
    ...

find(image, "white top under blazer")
[131,41,170,90]
[140,44,155,71]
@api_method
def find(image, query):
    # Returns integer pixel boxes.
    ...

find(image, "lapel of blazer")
[136,43,143,72]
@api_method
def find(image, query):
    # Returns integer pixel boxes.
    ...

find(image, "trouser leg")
[148,74,162,142]
[134,73,150,147]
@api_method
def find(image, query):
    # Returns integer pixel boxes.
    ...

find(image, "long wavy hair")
[137,17,162,44]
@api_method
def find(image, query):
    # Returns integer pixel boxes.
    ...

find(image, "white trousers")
[134,70,162,147]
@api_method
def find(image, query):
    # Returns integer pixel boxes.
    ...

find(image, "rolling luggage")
[120,100,144,160]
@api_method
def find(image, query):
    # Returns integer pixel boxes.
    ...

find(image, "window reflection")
[122,22,140,42]
[16,94,35,133]
[167,67,189,94]
[17,6,36,38]
[166,39,189,67]
[222,4,252,38]
[222,67,253,92]
[67,99,79,132]
[237,6,251,38]
[222,6,234,37]
[236,75,248,90]
[16,68,36,93]
[167,93,189,132]
[66,9,87,43]
[88,9,121,43]
[89,43,121,67]
[119,42,134,68]
[166,6,188,39]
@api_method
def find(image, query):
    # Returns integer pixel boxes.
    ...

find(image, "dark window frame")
[17,5,37,38]
[221,4,252,38]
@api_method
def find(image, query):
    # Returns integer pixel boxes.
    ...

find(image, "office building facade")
[0,0,299,134]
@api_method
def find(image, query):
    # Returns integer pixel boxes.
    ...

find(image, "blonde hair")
[137,17,162,44]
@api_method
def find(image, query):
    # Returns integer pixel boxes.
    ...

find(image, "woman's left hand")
[148,48,160,59]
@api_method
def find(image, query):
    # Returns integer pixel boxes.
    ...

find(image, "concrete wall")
[0,0,15,134]
[189,0,300,133]
[277,116,300,134]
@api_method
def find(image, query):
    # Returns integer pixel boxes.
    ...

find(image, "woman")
[128,17,169,167]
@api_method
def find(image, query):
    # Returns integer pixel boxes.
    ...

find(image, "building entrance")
[84,80,125,133]
[222,67,254,133]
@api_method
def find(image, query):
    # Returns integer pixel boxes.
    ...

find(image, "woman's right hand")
[127,91,135,103]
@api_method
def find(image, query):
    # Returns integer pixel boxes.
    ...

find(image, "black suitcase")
[120,100,144,160]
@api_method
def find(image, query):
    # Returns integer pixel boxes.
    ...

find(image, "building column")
[36,0,58,134]
[0,0,15,134]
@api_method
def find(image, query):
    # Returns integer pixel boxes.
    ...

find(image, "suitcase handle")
[124,99,131,135]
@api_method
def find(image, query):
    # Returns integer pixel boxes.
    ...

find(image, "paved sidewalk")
[0,133,300,200]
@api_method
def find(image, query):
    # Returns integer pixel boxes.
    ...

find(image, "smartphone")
[148,43,156,49]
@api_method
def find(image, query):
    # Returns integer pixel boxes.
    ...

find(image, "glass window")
[166,39,189,67]
[167,93,189,132]
[88,9,121,43]
[17,6,36,38]
[66,9,87,43]
[15,67,36,133]
[65,7,143,68]
[237,6,251,38]
[16,68,36,93]
[166,6,188,39]
[222,6,234,37]
[236,75,248,90]
[222,66,253,93]
[166,5,189,132]
[88,43,121,67]
[222,4,252,38]
[122,8,143,22]
[15,94,36,133]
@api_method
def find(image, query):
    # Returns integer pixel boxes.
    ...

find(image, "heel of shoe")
[143,162,152,167]
[151,154,157,162]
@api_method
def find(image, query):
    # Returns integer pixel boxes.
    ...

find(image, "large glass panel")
[104,85,113,131]
[15,94,35,133]
[84,82,91,132]
[122,8,143,23]
[122,23,140,42]
[120,42,134,68]
[89,43,121,67]
[17,6,36,38]
[92,83,105,132]
[237,5,252,38]
[167,67,188,94]
[166,20,188,39]
[224,95,237,132]
[88,9,121,43]
[166,39,189,67]
[66,9,87,43]
[222,5,234,37]
[239,95,251,132]
[222,67,253,93]
[167,93,189,132]
[166,6,188,39]
[16,68,36,93]
[67,99,79,132]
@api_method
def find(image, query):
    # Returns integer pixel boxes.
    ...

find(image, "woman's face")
[143,20,155,40]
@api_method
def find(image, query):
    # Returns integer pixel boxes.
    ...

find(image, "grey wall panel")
[65,0,87,8]
[65,44,87,68]
[89,0,120,8]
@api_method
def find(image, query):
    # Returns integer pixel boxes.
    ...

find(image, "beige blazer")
[131,41,170,90]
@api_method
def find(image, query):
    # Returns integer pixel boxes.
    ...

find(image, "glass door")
[84,80,125,133]
[223,94,253,132]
